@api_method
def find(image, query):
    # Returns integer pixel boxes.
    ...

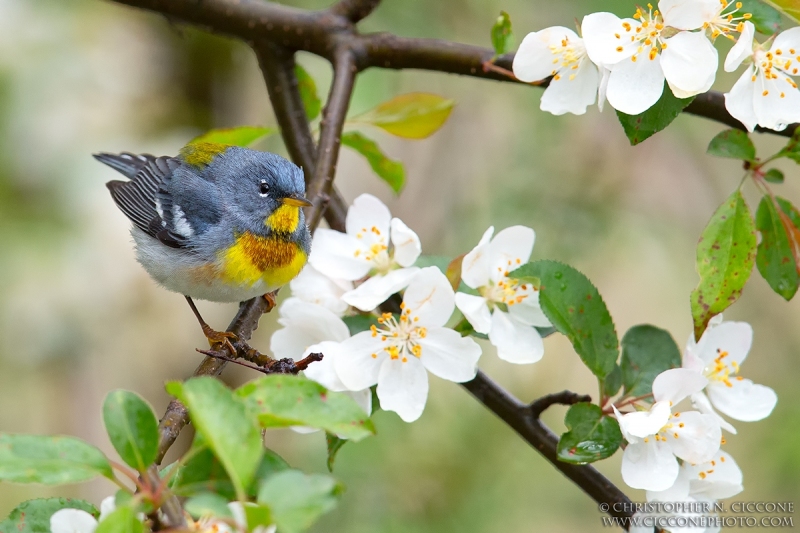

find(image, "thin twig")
[306,48,358,230]
[529,390,592,418]
[328,0,382,23]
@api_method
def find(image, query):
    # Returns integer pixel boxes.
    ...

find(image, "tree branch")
[109,0,797,137]
[329,0,382,23]
[462,371,633,523]
[529,389,592,418]
[305,49,358,230]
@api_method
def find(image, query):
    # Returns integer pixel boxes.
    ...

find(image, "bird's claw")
[201,325,238,354]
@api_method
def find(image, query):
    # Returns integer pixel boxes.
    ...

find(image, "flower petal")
[606,53,665,115]
[752,74,800,131]
[771,26,800,55]
[652,368,708,404]
[99,496,116,521]
[390,217,422,267]
[582,12,637,66]
[377,356,429,422]
[303,341,348,391]
[685,450,744,500]
[289,265,352,316]
[309,228,371,280]
[50,509,98,533]
[597,66,611,111]
[342,267,420,312]
[460,227,494,289]
[724,65,758,132]
[513,26,581,82]
[645,464,692,502]
[621,439,680,491]
[507,287,551,327]
[347,388,372,415]
[660,0,719,30]
[662,31,718,97]
[725,21,755,72]
[617,400,672,439]
[706,379,777,421]
[454,292,492,334]
[403,267,455,328]
[664,411,721,464]
[334,331,387,391]
[693,320,753,368]
[488,309,545,364]
[271,300,351,360]
[346,193,391,239]
[418,327,481,382]
[540,57,599,115]
[690,391,737,434]
[488,225,535,283]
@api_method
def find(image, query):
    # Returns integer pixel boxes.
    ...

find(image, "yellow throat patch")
[266,204,301,234]
[221,231,307,288]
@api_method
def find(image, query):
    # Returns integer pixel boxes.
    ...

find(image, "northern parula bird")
[95,143,312,348]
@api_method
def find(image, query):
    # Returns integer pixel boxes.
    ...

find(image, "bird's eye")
[259,180,270,197]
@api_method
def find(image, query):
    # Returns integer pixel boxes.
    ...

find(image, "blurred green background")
[1,0,799,530]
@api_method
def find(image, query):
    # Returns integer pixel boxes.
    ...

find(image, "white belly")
[131,227,270,302]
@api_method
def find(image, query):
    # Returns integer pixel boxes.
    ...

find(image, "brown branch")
[108,0,797,137]
[462,371,634,523]
[529,390,592,418]
[329,0,382,22]
[305,49,358,230]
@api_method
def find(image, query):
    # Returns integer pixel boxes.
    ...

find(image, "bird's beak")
[282,196,313,207]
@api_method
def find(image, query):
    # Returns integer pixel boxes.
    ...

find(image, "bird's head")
[187,144,311,236]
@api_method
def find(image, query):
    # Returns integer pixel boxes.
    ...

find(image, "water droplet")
[554,271,563,279]
[560,283,567,291]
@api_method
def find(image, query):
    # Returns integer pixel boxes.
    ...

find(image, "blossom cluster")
[612,316,776,530]
[512,0,800,131]
[270,193,552,422]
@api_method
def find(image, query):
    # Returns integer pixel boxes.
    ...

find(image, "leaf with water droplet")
[510,260,619,378]
[557,403,622,464]
[620,325,681,397]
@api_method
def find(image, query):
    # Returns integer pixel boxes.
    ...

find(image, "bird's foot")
[201,324,238,354]
[263,290,278,312]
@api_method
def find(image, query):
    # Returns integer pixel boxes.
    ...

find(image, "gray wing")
[96,152,223,249]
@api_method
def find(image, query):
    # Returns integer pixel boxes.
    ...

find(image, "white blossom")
[512,26,600,115]
[50,497,125,533]
[309,193,421,312]
[289,264,353,317]
[270,299,371,416]
[684,316,777,434]
[454,226,550,364]
[582,3,722,114]
[613,368,722,491]
[724,22,800,131]
[335,267,481,422]
[190,502,276,533]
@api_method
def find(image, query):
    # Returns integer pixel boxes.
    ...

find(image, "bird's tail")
[92,152,156,179]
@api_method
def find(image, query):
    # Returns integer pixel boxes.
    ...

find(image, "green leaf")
[349,93,455,139]
[603,364,623,398]
[102,390,159,472]
[189,126,275,147]
[0,434,113,484]
[616,84,695,145]
[237,375,375,441]
[243,504,274,530]
[185,492,234,520]
[257,470,342,533]
[326,433,347,472]
[740,0,782,34]
[690,190,757,340]
[510,260,619,378]
[557,403,622,464]
[172,446,289,499]
[95,506,145,533]
[764,168,785,183]
[341,132,405,193]
[0,498,98,533]
[756,195,800,300]
[707,128,756,161]
[620,325,682,397]
[166,378,263,500]
[490,11,514,56]
[294,64,321,121]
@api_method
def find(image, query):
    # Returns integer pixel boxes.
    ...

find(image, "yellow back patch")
[266,204,300,234]
[179,142,229,168]
[222,232,307,288]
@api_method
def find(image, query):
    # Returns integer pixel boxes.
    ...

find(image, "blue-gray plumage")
[96,145,312,302]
